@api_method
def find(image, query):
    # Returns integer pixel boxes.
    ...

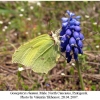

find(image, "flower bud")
[65,29,72,36]
[74,53,78,60]
[73,31,80,40]
[79,33,84,40]
[75,16,81,19]
[66,44,71,52]
[75,21,80,26]
[60,30,65,37]
[69,37,76,46]
[75,26,81,32]
[61,17,68,23]
[70,25,75,29]
[74,47,79,54]
[77,40,83,48]
[78,48,83,54]
[67,55,72,63]
[61,35,67,43]
[62,22,68,28]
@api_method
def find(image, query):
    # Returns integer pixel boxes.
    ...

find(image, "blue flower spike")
[60,10,84,63]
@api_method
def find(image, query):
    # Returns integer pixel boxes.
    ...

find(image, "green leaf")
[12,34,60,74]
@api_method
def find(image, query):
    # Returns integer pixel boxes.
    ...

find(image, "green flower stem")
[76,60,85,90]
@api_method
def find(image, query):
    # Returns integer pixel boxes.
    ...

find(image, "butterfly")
[12,33,60,74]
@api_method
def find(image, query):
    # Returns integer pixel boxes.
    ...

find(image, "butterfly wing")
[12,34,60,73]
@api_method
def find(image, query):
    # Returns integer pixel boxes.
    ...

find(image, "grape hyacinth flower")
[60,10,84,63]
